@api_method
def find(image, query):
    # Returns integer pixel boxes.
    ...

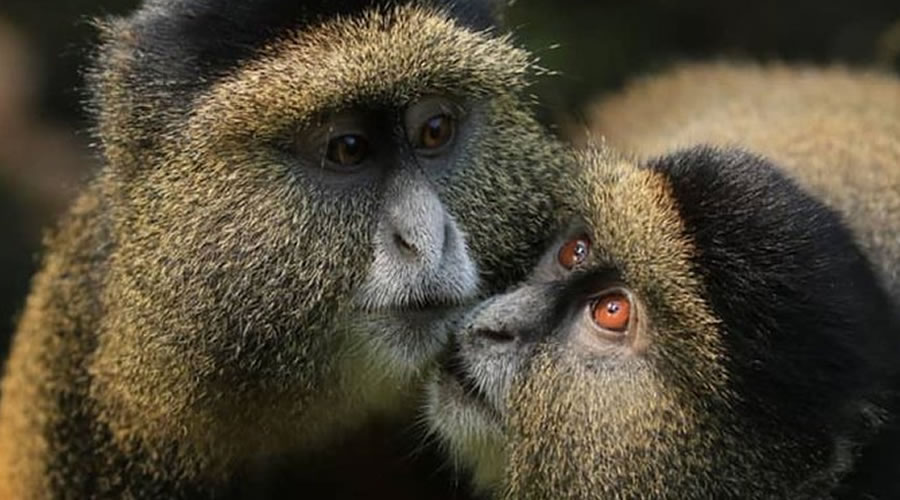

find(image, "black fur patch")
[123,0,497,93]
[649,146,898,450]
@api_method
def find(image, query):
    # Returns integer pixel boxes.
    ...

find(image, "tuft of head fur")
[0,1,568,497]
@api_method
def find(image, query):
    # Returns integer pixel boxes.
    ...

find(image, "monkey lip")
[355,292,476,315]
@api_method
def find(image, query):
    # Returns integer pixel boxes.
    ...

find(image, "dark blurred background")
[0,0,899,365]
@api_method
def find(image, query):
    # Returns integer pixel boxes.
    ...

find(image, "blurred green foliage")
[3,0,899,127]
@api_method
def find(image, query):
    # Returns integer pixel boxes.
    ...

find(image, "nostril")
[476,328,516,343]
[393,232,418,258]
[442,221,453,254]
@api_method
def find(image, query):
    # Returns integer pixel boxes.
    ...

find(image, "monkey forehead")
[573,148,698,294]
[571,148,726,385]
[190,5,537,138]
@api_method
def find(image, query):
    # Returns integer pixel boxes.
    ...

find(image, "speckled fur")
[0,1,568,498]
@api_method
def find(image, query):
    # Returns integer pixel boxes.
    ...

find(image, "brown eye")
[419,114,455,150]
[590,293,631,333]
[557,236,591,270]
[326,134,369,166]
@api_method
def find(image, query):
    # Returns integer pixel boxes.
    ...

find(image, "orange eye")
[590,293,631,333]
[326,134,369,166]
[419,114,455,150]
[557,236,591,269]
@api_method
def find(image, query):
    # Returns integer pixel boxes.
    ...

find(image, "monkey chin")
[337,294,481,422]
[425,365,506,494]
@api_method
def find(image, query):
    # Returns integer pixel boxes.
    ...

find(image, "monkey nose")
[386,216,448,267]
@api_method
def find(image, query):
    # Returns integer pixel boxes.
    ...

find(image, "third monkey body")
[580,63,900,303]
[428,64,900,499]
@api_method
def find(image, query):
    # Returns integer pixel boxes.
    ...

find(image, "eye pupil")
[327,134,369,166]
[557,236,591,270]
[574,242,587,259]
[420,114,454,149]
[591,293,631,333]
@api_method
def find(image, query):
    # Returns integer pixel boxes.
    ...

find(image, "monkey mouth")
[347,296,478,372]
[353,284,479,315]
[355,297,476,335]
[437,337,497,417]
[362,296,471,314]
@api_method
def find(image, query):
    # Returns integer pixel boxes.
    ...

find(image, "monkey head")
[427,146,899,498]
[86,0,564,472]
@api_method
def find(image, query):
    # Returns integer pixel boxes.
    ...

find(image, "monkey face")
[88,3,566,460]
[428,151,718,494]
[427,147,898,497]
